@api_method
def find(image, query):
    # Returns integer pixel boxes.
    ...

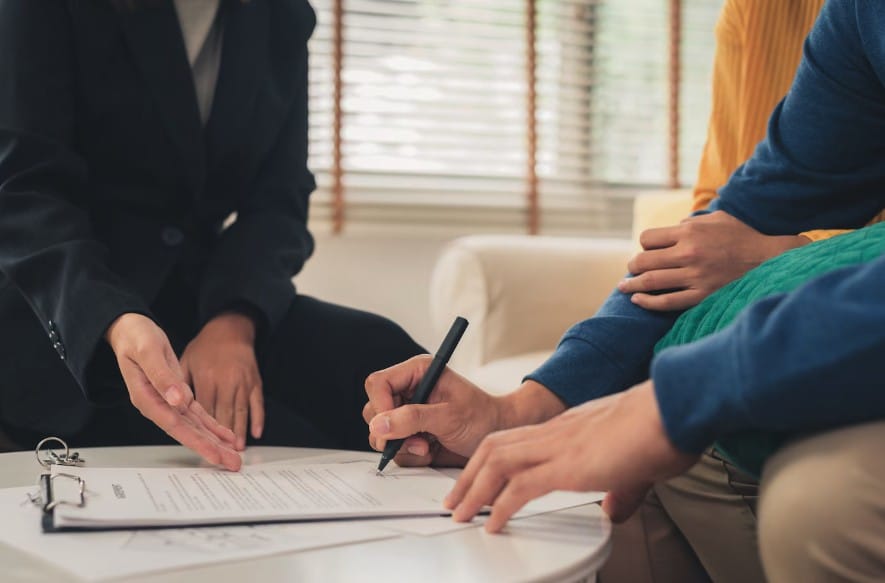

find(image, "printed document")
[0,487,394,581]
[50,460,455,530]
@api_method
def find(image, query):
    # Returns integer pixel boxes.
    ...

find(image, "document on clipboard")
[40,459,456,532]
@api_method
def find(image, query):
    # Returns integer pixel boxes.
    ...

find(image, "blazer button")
[161,227,184,247]
[48,320,58,332]
[53,341,66,360]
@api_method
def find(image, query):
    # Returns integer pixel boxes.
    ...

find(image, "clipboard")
[29,439,461,533]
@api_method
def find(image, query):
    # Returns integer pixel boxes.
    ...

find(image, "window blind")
[307,0,723,235]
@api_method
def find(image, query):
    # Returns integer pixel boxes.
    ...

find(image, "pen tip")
[377,457,391,474]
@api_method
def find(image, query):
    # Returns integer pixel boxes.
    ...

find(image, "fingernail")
[452,504,467,522]
[164,386,180,404]
[407,445,423,456]
[371,416,391,435]
[617,280,626,290]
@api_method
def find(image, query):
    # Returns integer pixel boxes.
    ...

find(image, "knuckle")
[679,244,699,262]
[132,341,151,359]
[486,431,505,446]
[628,255,645,274]
[626,254,636,271]
[364,371,382,390]
[682,220,699,234]
[405,405,423,429]
[474,437,492,457]
[659,296,677,310]
[486,453,505,474]
[163,413,181,431]
[410,354,434,374]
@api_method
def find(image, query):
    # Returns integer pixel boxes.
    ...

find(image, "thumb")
[370,402,449,442]
[137,342,192,411]
[601,484,651,523]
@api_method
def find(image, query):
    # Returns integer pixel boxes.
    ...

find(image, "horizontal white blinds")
[307,0,723,234]
[590,0,720,188]
[680,1,723,187]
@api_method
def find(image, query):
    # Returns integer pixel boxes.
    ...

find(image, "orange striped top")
[693,0,885,241]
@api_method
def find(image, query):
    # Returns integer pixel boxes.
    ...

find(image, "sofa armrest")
[430,235,633,375]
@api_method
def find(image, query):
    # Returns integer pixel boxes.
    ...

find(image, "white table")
[0,446,610,583]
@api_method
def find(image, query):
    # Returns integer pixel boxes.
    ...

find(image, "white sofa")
[429,190,692,395]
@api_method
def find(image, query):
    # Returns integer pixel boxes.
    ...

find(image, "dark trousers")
[5,274,425,452]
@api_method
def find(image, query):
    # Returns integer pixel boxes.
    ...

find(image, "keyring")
[35,436,83,468]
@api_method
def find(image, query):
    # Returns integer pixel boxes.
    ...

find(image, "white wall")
[294,231,455,350]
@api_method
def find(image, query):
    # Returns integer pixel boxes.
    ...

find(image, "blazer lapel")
[117,0,205,192]
[204,0,269,170]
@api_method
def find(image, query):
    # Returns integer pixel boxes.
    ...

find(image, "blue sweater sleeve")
[652,254,885,454]
[526,287,680,407]
[716,0,885,233]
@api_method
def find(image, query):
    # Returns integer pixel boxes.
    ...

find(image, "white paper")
[375,489,605,536]
[258,454,605,537]
[0,487,395,581]
[52,460,455,529]
[260,451,380,466]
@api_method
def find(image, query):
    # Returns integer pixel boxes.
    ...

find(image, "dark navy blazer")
[0,0,316,435]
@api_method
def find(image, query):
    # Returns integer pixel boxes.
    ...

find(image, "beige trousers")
[598,420,885,583]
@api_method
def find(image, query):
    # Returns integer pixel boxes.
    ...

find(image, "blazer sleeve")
[197,28,316,335]
[0,1,150,390]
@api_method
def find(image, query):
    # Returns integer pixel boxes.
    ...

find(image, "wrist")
[762,234,810,261]
[495,380,567,430]
[105,312,148,351]
[204,311,256,344]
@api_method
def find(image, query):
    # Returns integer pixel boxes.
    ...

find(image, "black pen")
[376,316,469,474]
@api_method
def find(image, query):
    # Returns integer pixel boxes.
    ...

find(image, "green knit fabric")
[654,221,885,478]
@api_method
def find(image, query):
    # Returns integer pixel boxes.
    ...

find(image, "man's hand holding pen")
[364,356,495,468]
[365,357,696,533]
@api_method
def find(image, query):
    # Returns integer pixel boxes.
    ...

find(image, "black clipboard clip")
[22,437,87,532]
[38,472,86,512]
[32,472,87,533]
